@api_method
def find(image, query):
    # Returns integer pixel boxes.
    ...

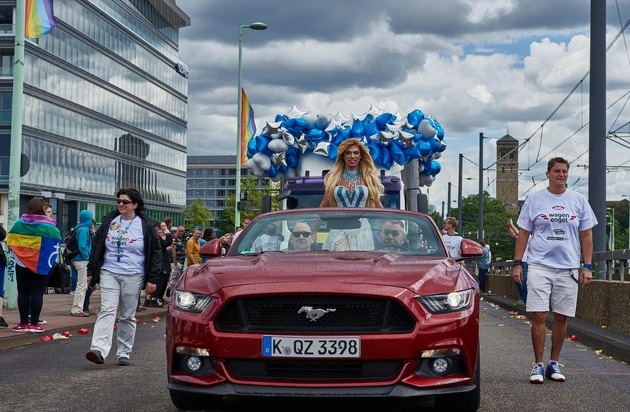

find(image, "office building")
[0,0,190,233]
[187,155,240,224]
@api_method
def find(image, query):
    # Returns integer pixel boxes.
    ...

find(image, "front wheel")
[169,389,223,411]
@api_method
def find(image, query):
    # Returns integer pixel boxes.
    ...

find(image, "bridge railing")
[486,249,629,281]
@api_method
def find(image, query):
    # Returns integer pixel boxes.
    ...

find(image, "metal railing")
[485,249,629,282]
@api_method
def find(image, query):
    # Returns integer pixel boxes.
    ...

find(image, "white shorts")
[526,262,579,317]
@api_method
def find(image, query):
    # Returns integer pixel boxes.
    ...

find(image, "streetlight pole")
[235,22,267,229]
[622,195,630,249]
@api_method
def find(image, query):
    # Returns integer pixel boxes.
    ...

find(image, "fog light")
[185,356,202,372]
[432,357,450,375]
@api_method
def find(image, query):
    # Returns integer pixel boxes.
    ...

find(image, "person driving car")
[288,221,314,251]
[377,220,407,250]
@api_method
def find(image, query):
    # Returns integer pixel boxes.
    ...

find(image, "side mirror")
[199,239,222,259]
[459,239,483,259]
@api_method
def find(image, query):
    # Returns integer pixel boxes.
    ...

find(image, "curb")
[0,310,168,350]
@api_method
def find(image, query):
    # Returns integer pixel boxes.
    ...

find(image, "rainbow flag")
[7,214,61,275]
[240,88,257,166]
[25,0,57,39]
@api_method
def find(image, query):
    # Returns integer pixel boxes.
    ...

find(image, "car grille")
[214,295,415,333]
[227,359,403,381]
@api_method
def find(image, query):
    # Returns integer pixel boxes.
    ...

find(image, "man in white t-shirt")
[442,217,463,259]
[512,157,597,384]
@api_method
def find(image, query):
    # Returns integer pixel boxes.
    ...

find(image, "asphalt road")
[1,301,629,412]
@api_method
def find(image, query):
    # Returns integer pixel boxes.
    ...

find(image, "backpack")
[62,229,79,263]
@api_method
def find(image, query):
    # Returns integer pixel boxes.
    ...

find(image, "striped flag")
[240,88,257,166]
[25,0,57,39]
[7,215,61,275]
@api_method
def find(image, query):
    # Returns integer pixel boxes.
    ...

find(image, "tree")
[182,198,212,230]
[224,176,280,230]
[458,192,517,262]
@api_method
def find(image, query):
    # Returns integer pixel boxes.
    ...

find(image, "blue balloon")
[328,144,338,161]
[255,135,270,153]
[363,121,378,137]
[351,120,364,138]
[418,140,432,158]
[380,144,393,169]
[285,147,300,168]
[293,118,310,133]
[247,137,258,159]
[306,128,325,141]
[407,110,424,128]
[367,140,382,165]
[423,160,441,176]
[332,127,350,145]
[375,113,396,130]
[274,114,287,123]
[389,141,405,165]
[268,162,278,178]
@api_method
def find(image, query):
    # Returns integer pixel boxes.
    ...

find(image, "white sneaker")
[545,361,566,382]
[530,363,544,384]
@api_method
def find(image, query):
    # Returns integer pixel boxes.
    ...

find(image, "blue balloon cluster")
[244,106,446,186]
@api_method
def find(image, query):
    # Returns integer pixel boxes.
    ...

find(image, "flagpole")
[5,0,27,309]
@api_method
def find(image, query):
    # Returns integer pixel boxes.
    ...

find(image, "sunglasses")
[116,199,133,205]
[382,229,402,237]
[291,231,312,238]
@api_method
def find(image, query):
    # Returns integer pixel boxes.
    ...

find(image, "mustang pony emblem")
[298,306,336,321]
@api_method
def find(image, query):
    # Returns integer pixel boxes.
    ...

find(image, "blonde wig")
[322,138,384,207]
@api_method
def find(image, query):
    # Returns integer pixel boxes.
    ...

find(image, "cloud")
[178,0,630,211]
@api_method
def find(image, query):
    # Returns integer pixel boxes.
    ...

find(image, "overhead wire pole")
[447,182,452,217]
[589,1,606,278]
[5,0,27,309]
[478,132,484,242]
[457,153,463,234]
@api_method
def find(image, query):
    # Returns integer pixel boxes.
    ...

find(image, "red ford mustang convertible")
[166,208,483,411]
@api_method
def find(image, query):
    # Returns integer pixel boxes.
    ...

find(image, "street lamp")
[235,22,267,228]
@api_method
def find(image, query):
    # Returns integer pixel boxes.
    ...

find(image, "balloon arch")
[245,104,445,187]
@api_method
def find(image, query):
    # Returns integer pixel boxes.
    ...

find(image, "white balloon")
[281,130,295,146]
[245,158,264,177]
[262,121,282,135]
[367,104,383,117]
[252,152,271,171]
[418,119,437,138]
[313,141,330,157]
[268,139,289,153]
[332,111,350,125]
[284,105,307,119]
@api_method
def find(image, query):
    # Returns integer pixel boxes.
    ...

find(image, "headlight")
[417,289,474,314]
[174,290,213,313]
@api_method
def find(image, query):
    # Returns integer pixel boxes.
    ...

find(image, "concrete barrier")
[487,274,630,334]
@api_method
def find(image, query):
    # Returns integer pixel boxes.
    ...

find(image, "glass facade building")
[0,0,190,232]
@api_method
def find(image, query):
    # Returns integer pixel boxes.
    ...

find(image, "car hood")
[179,252,476,296]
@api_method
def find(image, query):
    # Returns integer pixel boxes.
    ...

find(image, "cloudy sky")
[176,0,630,213]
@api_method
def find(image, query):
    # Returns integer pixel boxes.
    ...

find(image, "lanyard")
[116,215,137,262]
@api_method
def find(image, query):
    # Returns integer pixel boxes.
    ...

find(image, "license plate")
[262,336,361,358]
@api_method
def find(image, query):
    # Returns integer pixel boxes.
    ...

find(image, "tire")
[169,389,223,411]
[434,348,481,412]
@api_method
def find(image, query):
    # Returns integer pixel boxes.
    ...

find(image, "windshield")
[229,209,446,257]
